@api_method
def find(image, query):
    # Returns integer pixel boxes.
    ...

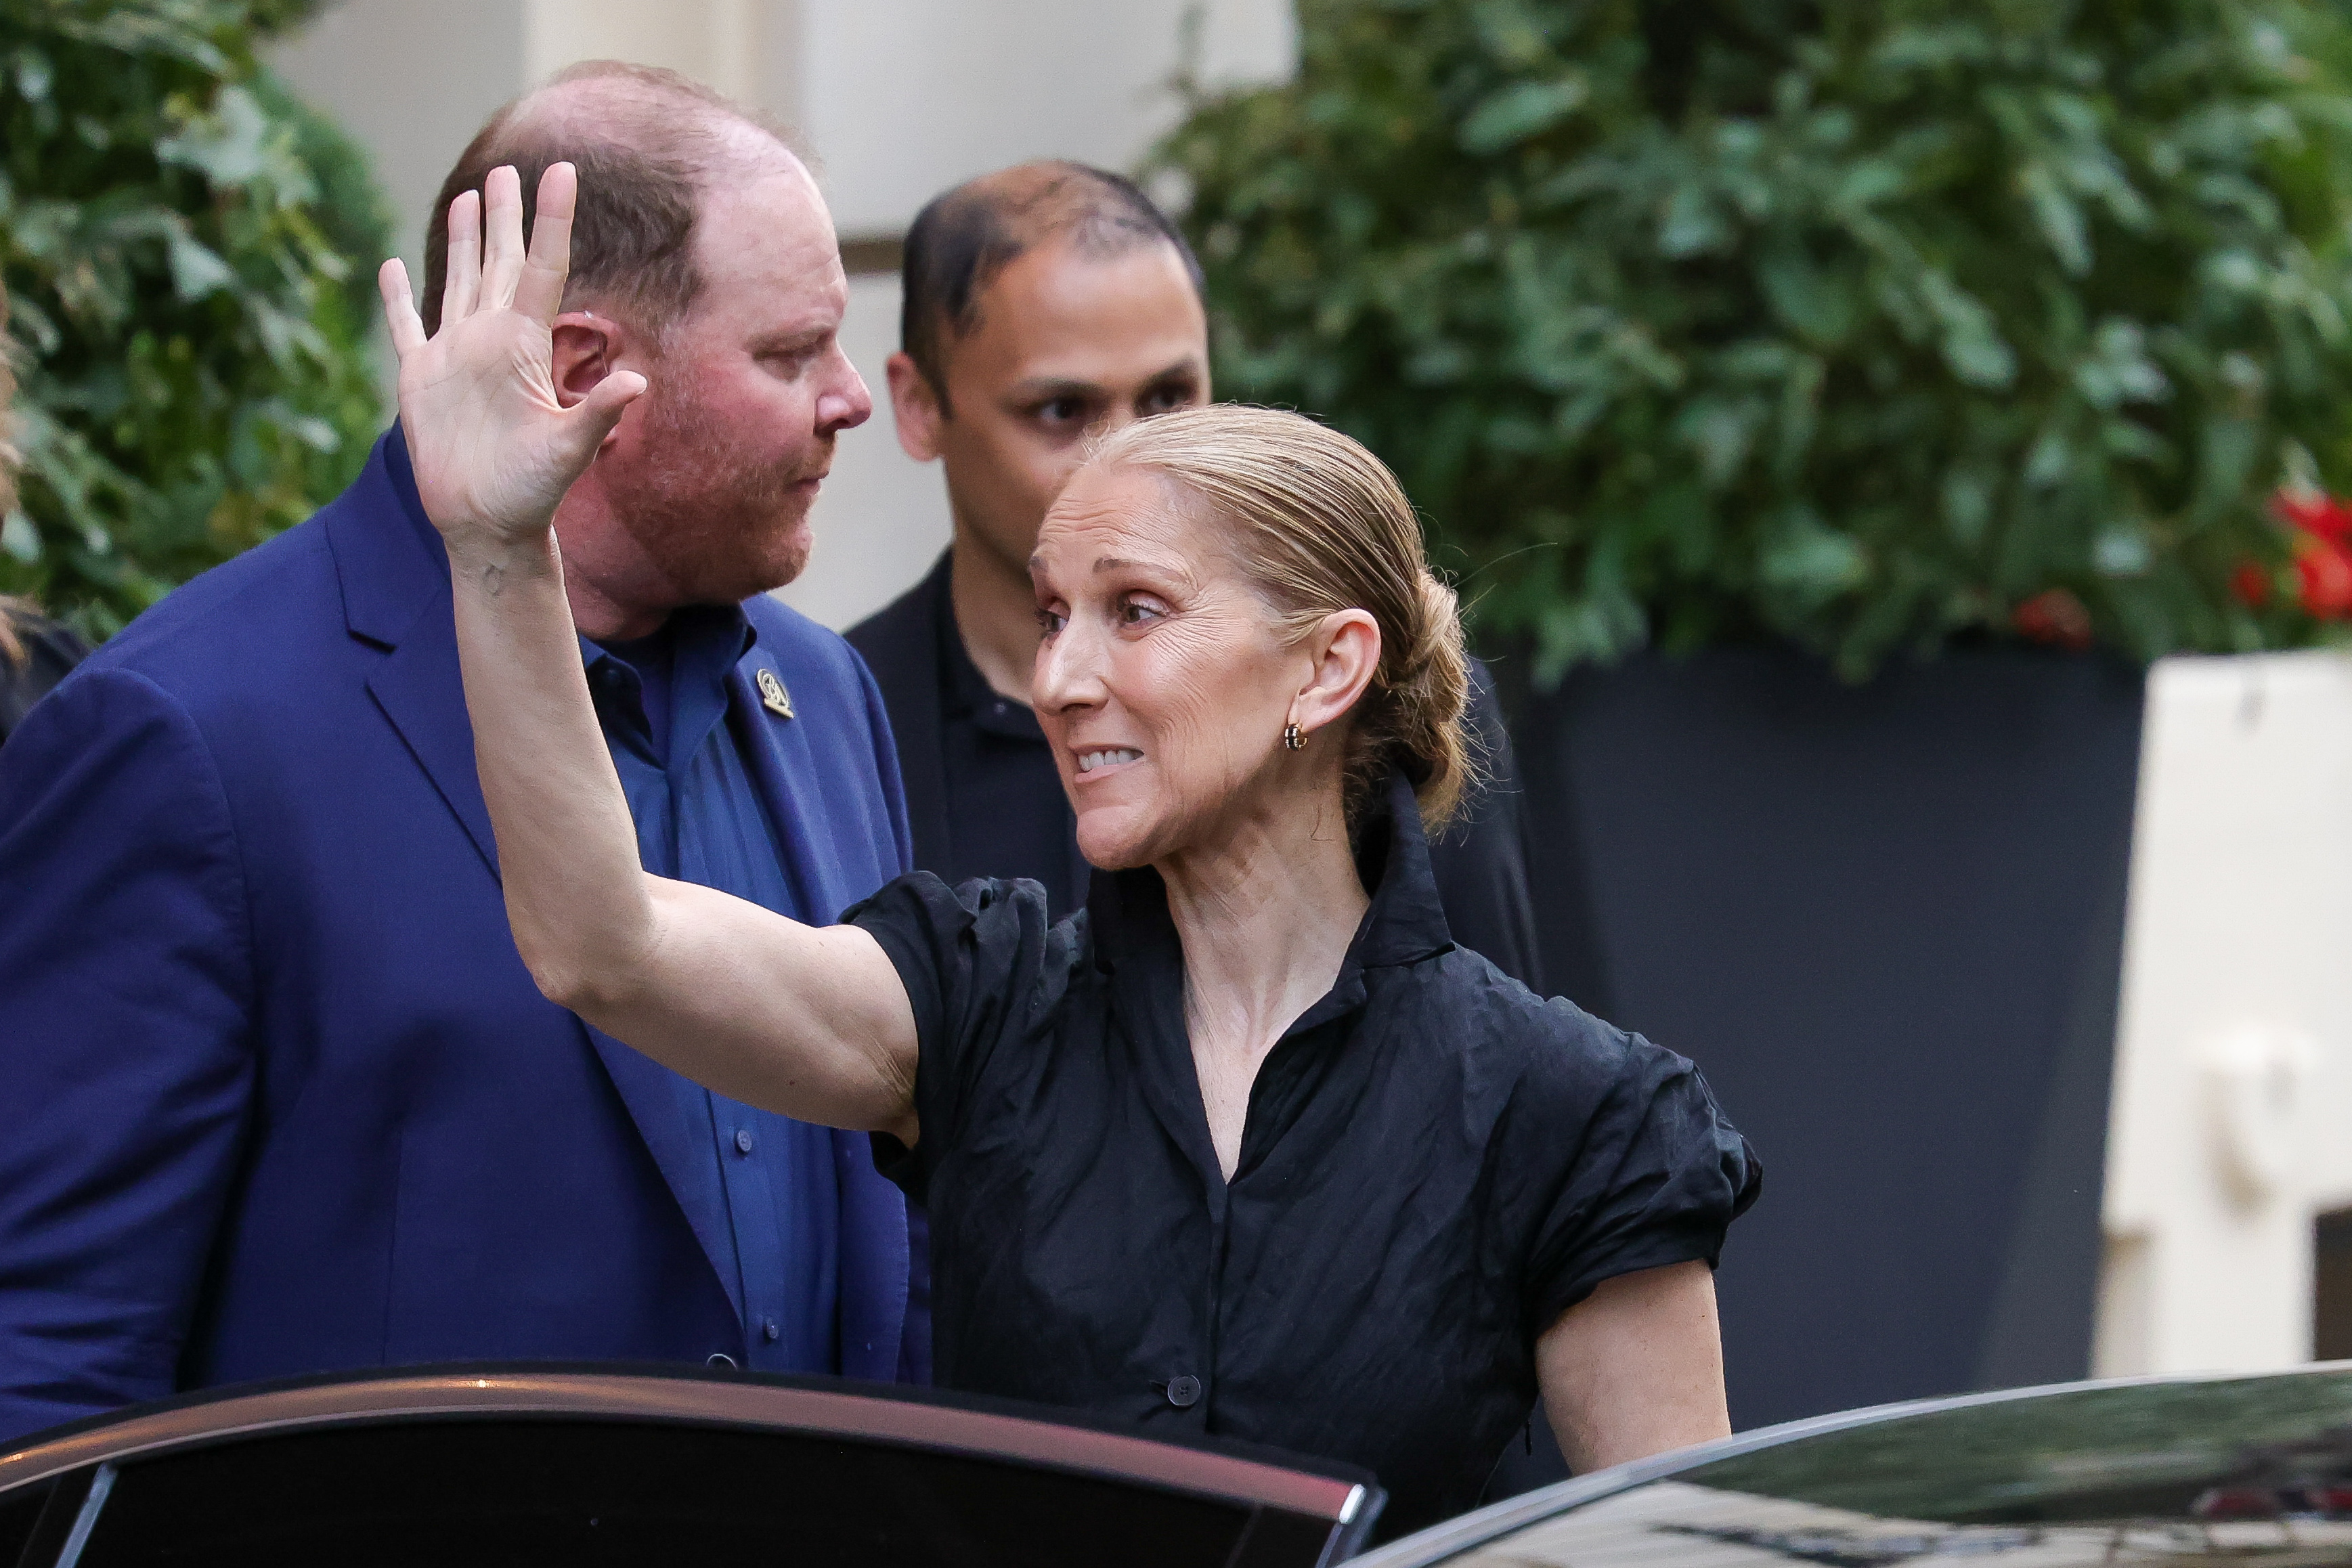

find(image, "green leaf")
[1459,76,1587,154]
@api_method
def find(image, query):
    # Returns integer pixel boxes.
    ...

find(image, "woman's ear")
[549,312,624,410]
[1292,609,1382,737]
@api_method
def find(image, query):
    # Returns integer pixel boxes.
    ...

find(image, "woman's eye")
[1118,598,1164,626]
[1035,609,1066,638]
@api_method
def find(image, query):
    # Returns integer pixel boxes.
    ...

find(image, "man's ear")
[550,312,625,412]
[886,351,946,463]
[1294,609,1382,738]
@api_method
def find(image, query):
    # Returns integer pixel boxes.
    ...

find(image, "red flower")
[2234,562,2273,607]
[2013,588,2094,651]
[2273,489,2352,541]
[2296,533,2352,619]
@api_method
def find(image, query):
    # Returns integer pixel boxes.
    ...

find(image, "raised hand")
[377,163,644,562]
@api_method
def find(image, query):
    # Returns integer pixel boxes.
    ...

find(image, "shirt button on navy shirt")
[1165,1374,1201,1409]
[584,608,842,1379]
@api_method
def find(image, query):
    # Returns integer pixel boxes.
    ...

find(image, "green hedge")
[1162,0,2352,677]
[1,0,391,640]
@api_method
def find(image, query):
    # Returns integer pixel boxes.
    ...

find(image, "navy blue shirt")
[584,605,841,1374]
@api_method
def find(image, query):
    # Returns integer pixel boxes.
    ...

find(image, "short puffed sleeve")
[1510,1001,1762,1336]
[842,871,1067,1202]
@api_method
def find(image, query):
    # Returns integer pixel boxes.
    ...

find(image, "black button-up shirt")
[848,772,1760,1538]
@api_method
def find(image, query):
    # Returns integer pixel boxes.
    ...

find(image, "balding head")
[900,160,1204,412]
[420,61,803,338]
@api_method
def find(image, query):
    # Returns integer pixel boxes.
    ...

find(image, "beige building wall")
[273,0,1294,631]
[2095,651,2352,1377]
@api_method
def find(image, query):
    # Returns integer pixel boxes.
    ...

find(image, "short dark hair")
[420,61,793,339]
[899,162,1205,412]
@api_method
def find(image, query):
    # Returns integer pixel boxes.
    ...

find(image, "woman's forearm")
[445,531,653,1010]
[442,530,919,1136]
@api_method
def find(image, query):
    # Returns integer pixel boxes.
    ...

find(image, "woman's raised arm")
[376,162,917,1141]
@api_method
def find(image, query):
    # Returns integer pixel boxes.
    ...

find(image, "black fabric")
[844,772,1759,1538]
[847,550,1545,986]
[0,607,91,747]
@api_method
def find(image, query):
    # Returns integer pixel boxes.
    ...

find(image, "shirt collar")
[934,552,1048,742]
[580,603,758,761]
[1085,769,1456,979]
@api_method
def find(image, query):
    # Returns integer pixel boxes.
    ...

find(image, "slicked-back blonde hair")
[1082,405,1473,833]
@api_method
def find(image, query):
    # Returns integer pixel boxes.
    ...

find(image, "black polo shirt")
[846,772,1760,1538]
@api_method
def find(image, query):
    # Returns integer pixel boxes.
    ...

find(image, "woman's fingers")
[513,162,577,325]
[378,259,427,361]
[440,189,481,328]
[481,165,527,312]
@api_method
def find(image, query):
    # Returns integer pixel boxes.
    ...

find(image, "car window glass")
[1445,1369,2352,1568]
[60,1418,1305,1567]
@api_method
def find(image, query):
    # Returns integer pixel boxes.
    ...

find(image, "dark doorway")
[2315,1208,2352,1361]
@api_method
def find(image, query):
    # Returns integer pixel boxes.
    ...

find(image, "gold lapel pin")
[756,668,796,720]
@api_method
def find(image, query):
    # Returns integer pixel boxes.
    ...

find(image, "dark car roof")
[0,1364,1371,1526]
[1362,1363,2352,1567]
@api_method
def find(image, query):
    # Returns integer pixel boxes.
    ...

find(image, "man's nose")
[816,351,872,435]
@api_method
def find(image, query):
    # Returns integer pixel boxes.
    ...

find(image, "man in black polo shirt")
[847,160,1542,988]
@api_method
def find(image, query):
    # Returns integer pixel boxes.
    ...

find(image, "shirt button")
[762,1317,780,1343]
[735,1128,754,1155]
[1165,1374,1202,1409]
[705,1353,739,1371]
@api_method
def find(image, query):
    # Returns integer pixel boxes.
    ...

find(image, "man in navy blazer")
[0,63,921,1443]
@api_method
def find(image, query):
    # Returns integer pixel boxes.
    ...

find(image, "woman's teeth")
[1077,749,1141,775]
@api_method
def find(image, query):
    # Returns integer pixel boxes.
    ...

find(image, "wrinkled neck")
[1158,785,1367,1063]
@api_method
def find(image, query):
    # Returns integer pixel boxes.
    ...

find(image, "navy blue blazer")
[0,428,921,1443]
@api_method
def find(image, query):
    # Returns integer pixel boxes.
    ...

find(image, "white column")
[2098,651,2352,1374]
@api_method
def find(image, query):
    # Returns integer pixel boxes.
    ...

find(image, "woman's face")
[1028,464,1322,870]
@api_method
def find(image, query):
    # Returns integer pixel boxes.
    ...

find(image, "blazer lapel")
[582,1022,741,1325]
[330,428,745,1322]
[366,601,500,877]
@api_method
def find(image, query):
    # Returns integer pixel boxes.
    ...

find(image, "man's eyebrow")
[749,326,829,355]
[1140,357,1204,385]
[1006,375,1105,402]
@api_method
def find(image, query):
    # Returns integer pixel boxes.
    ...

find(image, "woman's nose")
[1032,616,1106,712]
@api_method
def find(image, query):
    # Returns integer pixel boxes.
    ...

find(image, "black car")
[1366,1362,2352,1568]
[7,1362,2352,1567]
[0,1366,1378,1566]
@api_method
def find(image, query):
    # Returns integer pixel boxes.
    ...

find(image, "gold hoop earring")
[1282,722,1305,752]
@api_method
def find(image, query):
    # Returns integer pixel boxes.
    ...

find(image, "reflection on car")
[1364,1363,2352,1568]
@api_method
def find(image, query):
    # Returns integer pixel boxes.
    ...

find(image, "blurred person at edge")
[0,280,93,743]
[387,165,1758,1539]
[848,163,1543,988]
[0,62,924,1443]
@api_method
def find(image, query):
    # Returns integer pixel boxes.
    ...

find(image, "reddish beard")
[600,379,830,604]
